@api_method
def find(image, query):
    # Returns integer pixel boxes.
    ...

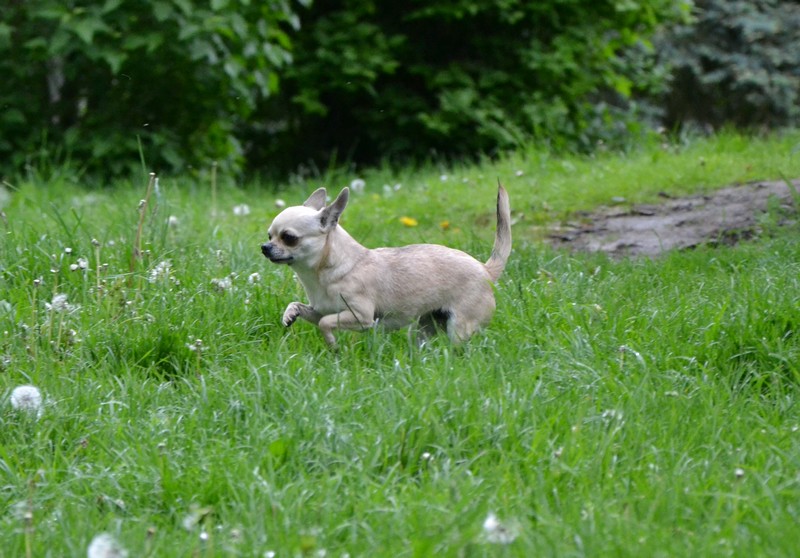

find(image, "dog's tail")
[485,182,512,282]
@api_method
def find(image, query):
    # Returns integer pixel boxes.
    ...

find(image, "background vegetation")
[1,131,799,556]
[4,0,800,179]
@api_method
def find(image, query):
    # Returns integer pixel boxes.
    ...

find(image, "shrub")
[0,0,303,178]
[250,0,682,172]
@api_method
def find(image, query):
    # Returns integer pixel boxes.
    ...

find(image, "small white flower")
[70,264,79,272]
[247,272,261,284]
[10,385,43,416]
[482,512,518,544]
[149,261,172,283]
[515,170,524,177]
[77,257,88,270]
[274,199,286,209]
[349,178,366,193]
[64,247,73,254]
[211,277,233,291]
[87,533,128,558]
[167,215,179,227]
[734,467,745,479]
[232,204,251,217]
[440,174,448,182]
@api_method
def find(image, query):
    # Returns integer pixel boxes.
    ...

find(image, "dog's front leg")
[282,302,322,327]
[318,310,374,347]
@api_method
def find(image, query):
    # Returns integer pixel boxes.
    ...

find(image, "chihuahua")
[261,184,511,347]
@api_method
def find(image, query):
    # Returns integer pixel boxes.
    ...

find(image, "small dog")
[261,184,511,346]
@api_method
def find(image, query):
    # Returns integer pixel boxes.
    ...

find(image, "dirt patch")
[548,180,799,258]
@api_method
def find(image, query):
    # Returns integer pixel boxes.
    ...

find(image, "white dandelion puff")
[349,178,366,193]
[274,198,286,209]
[45,293,76,313]
[10,385,43,416]
[247,272,261,284]
[87,533,128,558]
[167,215,179,227]
[232,204,251,217]
[77,257,88,270]
[734,467,745,479]
[482,512,518,544]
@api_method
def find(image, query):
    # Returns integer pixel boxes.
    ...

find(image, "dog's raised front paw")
[282,302,302,327]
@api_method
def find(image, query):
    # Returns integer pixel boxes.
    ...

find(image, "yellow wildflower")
[399,216,418,227]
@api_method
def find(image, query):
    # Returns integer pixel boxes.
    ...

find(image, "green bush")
[251,0,682,172]
[0,0,303,178]
[658,0,800,130]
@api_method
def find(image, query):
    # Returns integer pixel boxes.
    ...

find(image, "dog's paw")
[282,303,302,327]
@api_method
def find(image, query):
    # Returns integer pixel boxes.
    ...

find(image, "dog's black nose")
[261,243,271,257]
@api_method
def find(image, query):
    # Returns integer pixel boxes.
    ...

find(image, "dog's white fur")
[261,184,511,346]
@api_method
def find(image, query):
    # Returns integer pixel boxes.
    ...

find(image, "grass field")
[1,131,799,557]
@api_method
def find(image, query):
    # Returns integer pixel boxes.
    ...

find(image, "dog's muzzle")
[261,243,293,264]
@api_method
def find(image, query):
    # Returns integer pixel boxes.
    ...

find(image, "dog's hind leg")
[445,299,496,344]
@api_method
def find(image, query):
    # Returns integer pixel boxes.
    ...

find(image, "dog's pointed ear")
[319,188,349,231]
[303,188,327,210]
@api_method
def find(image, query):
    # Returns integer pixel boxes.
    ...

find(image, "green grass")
[1,131,799,557]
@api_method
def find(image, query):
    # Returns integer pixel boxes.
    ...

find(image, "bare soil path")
[548,180,799,258]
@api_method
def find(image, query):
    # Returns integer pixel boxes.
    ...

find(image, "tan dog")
[261,184,511,347]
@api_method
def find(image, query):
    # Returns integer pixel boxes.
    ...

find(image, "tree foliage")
[658,0,800,131]
[0,0,303,176]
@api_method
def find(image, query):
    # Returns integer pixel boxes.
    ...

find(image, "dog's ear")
[319,188,349,231]
[303,188,327,210]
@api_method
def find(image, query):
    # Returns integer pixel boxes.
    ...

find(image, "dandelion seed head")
[734,467,745,479]
[10,385,43,416]
[274,198,286,209]
[70,264,79,272]
[482,512,518,545]
[248,272,261,284]
[349,178,366,193]
[87,533,128,558]
[167,215,179,227]
[64,247,73,254]
[45,293,75,313]
[233,204,251,216]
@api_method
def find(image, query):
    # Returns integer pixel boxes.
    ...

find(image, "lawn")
[1,131,799,557]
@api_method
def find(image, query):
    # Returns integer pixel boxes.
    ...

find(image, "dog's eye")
[267,232,273,241]
[281,232,299,246]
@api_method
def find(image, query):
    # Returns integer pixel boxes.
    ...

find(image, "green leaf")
[69,17,111,45]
